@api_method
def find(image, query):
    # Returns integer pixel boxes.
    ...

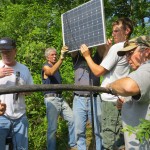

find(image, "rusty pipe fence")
[0,84,111,95]
[2,84,112,150]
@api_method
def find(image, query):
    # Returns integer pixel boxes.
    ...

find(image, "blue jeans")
[0,114,28,150]
[73,94,102,150]
[44,96,76,150]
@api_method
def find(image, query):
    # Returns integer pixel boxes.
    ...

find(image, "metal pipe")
[0,84,111,94]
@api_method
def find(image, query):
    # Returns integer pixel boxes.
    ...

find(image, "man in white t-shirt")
[0,67,14,115]
[0,37,33,150]
[80,18,134,149]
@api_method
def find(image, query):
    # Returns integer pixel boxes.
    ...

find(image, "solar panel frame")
[61,0,106,52]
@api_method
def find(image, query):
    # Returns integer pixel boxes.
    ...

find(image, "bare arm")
[107,77,140,97]
[43,58,63,76]
[80,44,108,77]
[43,46,68,76]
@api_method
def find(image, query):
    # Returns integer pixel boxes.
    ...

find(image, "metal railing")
[0,84,111,94]
[2,84,111,150]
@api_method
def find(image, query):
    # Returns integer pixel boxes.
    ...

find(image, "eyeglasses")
[125,49,136,58]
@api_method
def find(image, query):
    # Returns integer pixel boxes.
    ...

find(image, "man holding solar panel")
[71,49,103,150]
[80,17,134,150]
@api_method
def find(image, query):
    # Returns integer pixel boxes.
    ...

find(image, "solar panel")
[61,0,106,52]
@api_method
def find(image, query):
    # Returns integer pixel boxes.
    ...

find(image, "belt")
[74,93,98,97]
[44,93,62,98]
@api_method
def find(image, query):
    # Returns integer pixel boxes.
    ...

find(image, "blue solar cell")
[61,0,106,52]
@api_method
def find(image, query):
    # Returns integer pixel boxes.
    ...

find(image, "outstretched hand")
[106,38,113,50]
[107,38,113,46]
[0,101,6,116]
[116,98,125,110]
[60,46,69,60]
[80,44,90,58]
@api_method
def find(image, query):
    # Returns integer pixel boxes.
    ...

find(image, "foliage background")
[0,0,149,149]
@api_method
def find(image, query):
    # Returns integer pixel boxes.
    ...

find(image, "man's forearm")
[85,56,106,77]
[107,77,140,97]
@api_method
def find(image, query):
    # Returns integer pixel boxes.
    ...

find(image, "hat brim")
[0,45,15,51]
[117,45,138,56]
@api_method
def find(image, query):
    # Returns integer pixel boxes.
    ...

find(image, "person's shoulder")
[143,60,150,65]
[16,62,30,70]
[43,62,52,68]
[111,42,124,49]
[109,42,125,54]
[139,60,150,71]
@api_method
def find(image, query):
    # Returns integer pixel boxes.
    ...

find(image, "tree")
[0,0,149,149]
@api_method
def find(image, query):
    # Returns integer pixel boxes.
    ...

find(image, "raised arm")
[43,46,68,76]
[80,44,107,77]
[43,59,63,76]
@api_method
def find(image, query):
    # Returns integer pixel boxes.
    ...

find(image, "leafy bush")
[122,118,150,144]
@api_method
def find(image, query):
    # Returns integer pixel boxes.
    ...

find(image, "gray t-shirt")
[73,52,101,95]
[122,60,150,127]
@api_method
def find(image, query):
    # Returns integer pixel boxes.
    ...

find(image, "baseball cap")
[117,35,150,56]
[0,37,16,51]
